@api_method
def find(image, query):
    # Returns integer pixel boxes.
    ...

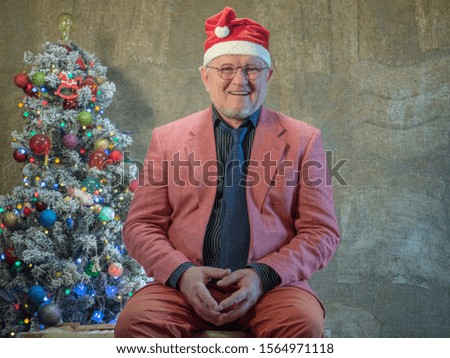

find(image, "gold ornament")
[94,139,110,151]
[57,13,75,44]
[3,212,18,228]
[95,77,106,85]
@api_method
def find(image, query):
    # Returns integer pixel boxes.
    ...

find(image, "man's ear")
[267,68,274,82]
[199,66,210,92]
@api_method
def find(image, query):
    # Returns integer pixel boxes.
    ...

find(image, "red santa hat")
[203,7,271,67]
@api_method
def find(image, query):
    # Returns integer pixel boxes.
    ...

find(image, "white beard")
[219,107,254,119]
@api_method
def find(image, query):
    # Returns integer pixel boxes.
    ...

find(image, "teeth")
[230,91,249,95]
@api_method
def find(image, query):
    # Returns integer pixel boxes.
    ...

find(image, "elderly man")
[114,7,340,338]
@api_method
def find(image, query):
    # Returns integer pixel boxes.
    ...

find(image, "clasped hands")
[178,266,263,326]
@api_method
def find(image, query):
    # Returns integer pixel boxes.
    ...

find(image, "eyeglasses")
[205,64,268,80]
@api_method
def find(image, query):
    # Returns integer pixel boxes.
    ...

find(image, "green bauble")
[41,92,56,103]
[99,206,115,222]
[84,261,101,277]
[77,110,93,126]
[81,177,101,193]
[32,71,46,86]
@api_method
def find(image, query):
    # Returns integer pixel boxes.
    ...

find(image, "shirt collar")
[212,105,260,128]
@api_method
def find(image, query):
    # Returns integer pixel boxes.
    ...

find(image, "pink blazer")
[123,107,340,296]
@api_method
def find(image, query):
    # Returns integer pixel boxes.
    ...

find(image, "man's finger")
[203,267,231,279]
[216,300,251,325]
[218,288,248,311]
[196,284,219,311]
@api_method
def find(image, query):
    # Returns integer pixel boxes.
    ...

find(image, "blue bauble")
[66,217,74,229]
[28,285,46,306]
[39,209,57,227]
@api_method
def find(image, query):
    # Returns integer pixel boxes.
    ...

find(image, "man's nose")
[232,67,249,83]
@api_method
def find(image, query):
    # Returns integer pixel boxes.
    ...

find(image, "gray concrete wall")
[1,0,448,337]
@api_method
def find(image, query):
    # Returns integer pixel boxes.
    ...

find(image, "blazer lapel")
[184,108,218,207]
[248,107,287,212]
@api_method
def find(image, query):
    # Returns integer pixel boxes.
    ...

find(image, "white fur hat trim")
[203,40,271,67]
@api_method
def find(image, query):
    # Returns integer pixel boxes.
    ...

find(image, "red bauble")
[23,206,33,216]
[109,149,123,163]
[23,82,37,97]
[13,149,28,162]
[76,56,86,70]
[88,150,108,169]
[80,76,98,96]
[62,98,78,110]
[35,202,48,212]
[29,134,51,155]
[4,246,19,265]
[129,179,139,193]
[14,73,30,88]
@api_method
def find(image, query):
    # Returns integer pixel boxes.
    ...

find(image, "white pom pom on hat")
[203,7,271,67]
[214,26,230,38]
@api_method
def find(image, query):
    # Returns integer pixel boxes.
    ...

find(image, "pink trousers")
[114,283,325,338]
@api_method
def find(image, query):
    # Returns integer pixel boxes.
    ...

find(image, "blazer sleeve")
[122,128,192,284]
[257,129,341,285]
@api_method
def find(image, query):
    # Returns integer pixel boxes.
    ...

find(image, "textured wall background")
[1,0,448,337]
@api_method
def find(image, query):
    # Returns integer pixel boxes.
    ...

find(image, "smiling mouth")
[229,91,249,96]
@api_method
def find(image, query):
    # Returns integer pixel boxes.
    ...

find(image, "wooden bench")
[17,323,244,338]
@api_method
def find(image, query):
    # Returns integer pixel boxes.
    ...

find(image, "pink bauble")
[108,262,124,277]
[63,133,79,149]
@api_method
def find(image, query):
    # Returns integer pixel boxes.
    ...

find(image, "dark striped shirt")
[167,106,281,294]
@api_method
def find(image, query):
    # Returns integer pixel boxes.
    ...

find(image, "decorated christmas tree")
[0,14,147,337]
